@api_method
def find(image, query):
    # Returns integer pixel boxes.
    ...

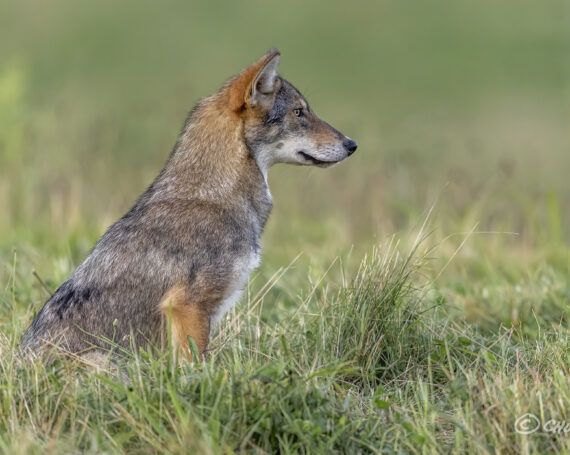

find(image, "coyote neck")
[150,95,273,225]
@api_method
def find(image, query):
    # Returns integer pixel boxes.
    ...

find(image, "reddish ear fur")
[228,47,281,112]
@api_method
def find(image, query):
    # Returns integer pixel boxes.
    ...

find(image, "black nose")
[343,138,358,155]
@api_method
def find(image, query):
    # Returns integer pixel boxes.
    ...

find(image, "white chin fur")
[256,137,346,174]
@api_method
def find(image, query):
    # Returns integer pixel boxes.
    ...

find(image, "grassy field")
[1,0,569,453]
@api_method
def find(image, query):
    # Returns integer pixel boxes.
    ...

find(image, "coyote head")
[227,48,357,174]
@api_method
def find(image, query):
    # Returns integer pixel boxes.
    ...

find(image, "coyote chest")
[212,250,260,326]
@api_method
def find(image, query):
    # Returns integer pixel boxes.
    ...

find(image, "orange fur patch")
[159,285,210,361]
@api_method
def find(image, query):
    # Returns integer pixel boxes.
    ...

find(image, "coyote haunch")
[22,48,357,362]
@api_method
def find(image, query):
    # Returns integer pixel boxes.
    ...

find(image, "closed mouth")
[297,151,340,167]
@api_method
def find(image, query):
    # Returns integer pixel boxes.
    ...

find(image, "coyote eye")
[293,108,303,117]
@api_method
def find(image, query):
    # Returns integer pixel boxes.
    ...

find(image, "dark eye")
[293,108,303,117]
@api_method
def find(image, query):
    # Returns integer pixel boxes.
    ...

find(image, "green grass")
[2,237,569,453]
[1,0,569,453]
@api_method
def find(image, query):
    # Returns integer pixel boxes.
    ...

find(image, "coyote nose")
[343,138,358,155]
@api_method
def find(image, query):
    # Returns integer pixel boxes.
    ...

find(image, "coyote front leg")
[160,285,210,361]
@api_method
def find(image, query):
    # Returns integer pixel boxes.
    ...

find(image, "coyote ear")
[228,48,281,112]
[248,52,280,110]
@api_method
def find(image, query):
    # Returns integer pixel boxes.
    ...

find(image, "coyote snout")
[22,47,357,363]
[294,134,357,168]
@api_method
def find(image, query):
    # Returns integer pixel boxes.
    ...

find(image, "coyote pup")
[22,48,357,361]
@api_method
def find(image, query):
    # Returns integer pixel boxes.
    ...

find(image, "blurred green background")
[1,0,568,329]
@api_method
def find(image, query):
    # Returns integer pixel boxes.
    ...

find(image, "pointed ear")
[248,52,280,110]
[228,48,281,112]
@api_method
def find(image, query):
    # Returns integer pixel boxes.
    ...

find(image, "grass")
[1,0,569,453]
[1,235,569,453]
